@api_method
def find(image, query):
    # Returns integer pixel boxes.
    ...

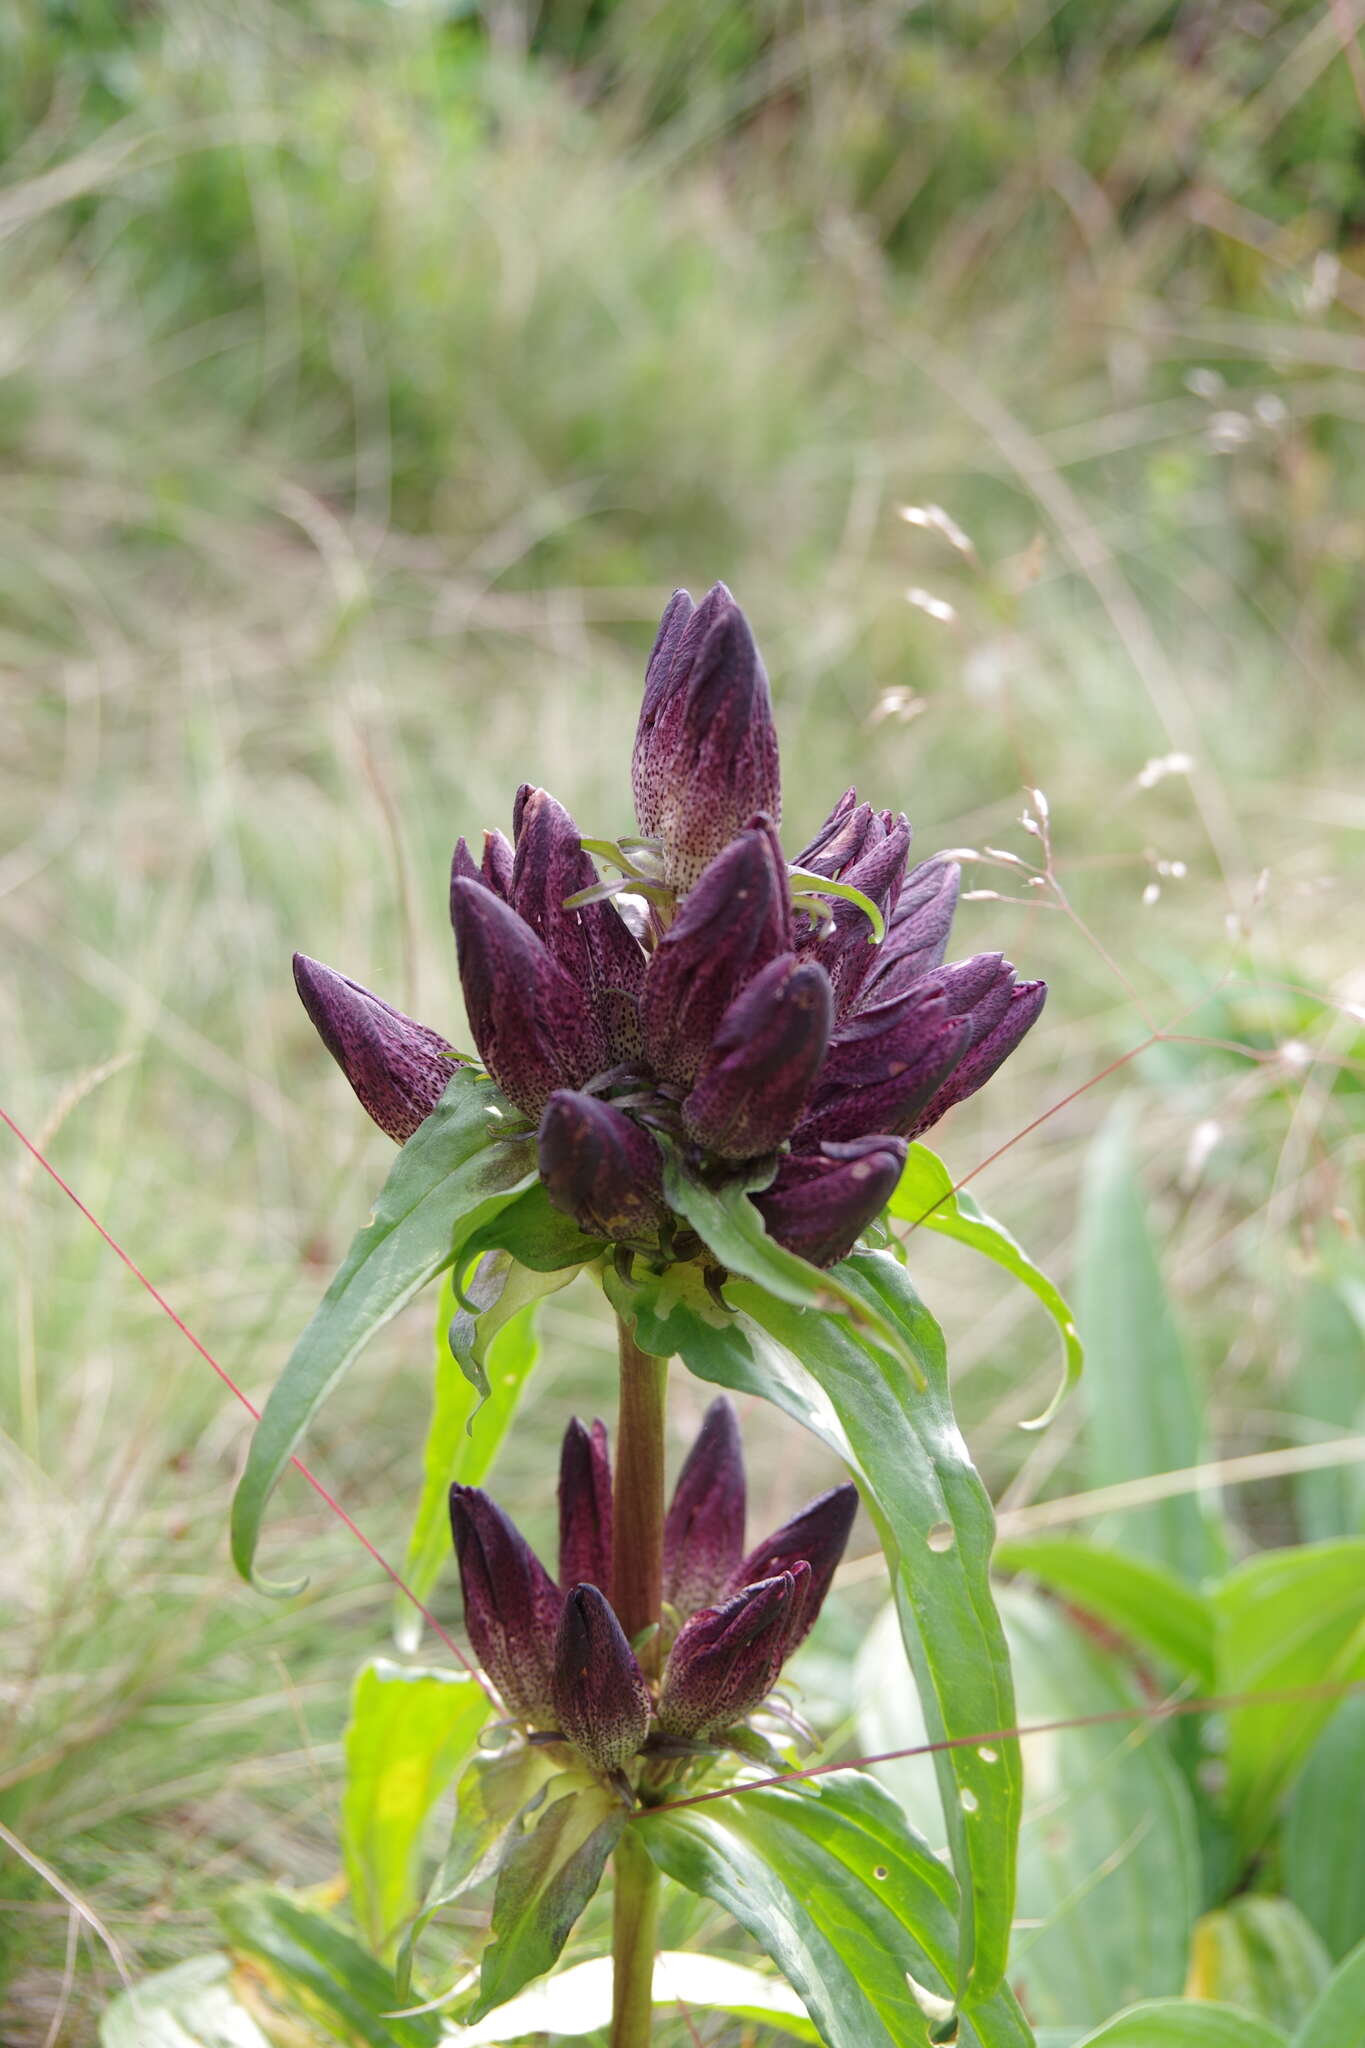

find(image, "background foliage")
[3,1,1364,2041]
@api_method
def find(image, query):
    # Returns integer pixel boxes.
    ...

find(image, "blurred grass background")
[3,1,1365,2038]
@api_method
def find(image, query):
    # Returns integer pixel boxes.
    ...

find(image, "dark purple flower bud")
[510,787,644,1061]
[753,1135,907,1269]
[800,811,913,1020]
[682,954,833,1161]
[797,980,972,1146]
[451,829,515,908]
[663,1396,747,1617]
[292,954,458,1144]
[449,1485,562,1724]
[656,1566,809,1739]
[794,788,879,879]
[537,1091,666,1245]
[731,1482,858,1654]
[552,1585,652,1773]
[864,858,961,1002]
[640,823,793,1087]
[907,977,1047,1138]
[451,880,605,1117]
[632,584,782,893]
[558,1418,613,1595]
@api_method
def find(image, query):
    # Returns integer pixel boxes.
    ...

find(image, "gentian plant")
[234,586,1078,2047]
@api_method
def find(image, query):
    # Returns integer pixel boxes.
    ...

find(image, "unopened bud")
[537,1091,666,1246]
[754,1135,907,1269]
[292,954,458,1144]
[552,1585,651,1773]
[682,953,833,1161]
[558,1418,613,1595]
[451,880,606,1117]
[662,1396,747,1617]
[449,1485,561,1724]
[656,1567,809,1739]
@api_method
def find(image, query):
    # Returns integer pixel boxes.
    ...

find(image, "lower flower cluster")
[449,1397,855,1783]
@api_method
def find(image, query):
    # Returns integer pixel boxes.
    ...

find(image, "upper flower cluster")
[450,1395,855,1778]
[294,583,1045,1268]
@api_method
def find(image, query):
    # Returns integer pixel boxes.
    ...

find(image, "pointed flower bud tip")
[663,1395,747,1617]
[537,1091,666,1245]
[755,1136,907,1268]
[656,1565,810,1739]
[552,1584,652,1773]
[450,879,605,1117]
[632,584,782,893]
[798,981,971,1146]
[449,1485,561,1723]
[908,977,1047,1139]
[732,1482,858,1653]
[291,954,456,1144]
[558,1417,613,1595]
[641,823,793,1087]
[682,952,834,1161]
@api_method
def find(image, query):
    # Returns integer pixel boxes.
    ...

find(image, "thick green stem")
[610,1826,660,2048]
[611,1319,669,1678]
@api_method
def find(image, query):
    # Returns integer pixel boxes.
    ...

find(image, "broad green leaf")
[619,1247,1021,1998]
[1215,1539,1365,1853]
[396,1740,559,1999]
[660,1150,926,1386]
[231,1071,536,1591]
[1071,2003,1288,2048]
[219,1886,441,2046]
[99,1955,271,2048]
[858,1584,1200,2030]
[462,1179,606,1272]
[890,1144,1081,1427]
[639,1769,1033,2048]
[446,1949,820,2043]
[1293,1937,1365,2048]
[341,1659,489,1958]
[1186,1899,1331,2037]
[1285,1692,1365,1961]
[1074,1106,1218,1583]
[1289,1268,1365,1542]
[465,1778,626,2022]
[397,1260,576,1644]
[993,1536,1218,1689]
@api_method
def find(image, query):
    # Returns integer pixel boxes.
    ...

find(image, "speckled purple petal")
[450,830,515,919]
[537,1091,666,1245]
[449,1485,562,1724]
[663,1396,747,1617]
[292,954,460,1144]
[798,812,913,1020]
[797,981,972,1145]
[682,953,833,1161]
[641,822,793,1087]
[656,1566,808,1739]
[552,1584,651,1773]
[510,787,645,1061]
[794,788,880,878]
[908,977,1047,1138]
[450,880,605,1118]
[631,584,782,893]
[558,1418,613,1596]
[730,1482,858,1653]
[754,1134,907,1269]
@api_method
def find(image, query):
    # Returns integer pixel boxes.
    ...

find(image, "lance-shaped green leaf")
[341,1660,489,1959]
[464,1778,626,2022]
[993,1535,1217,1690]
[1294,1938,1365,2048]
[231,1071,536,1592]
[1074,1106,1218,1582]
[218,1886,442,2047]
[1285,1694,1365,1962]
[889,1143,1081,1427]
[613,1246,1020,1998]
[1070,2004,1288,2048]
[638,1769,1033,2048]
[661,1147,924,1387]
[397,1261,578,1645]
[1215,1538,1365,1855]
[395,1740,559,1999]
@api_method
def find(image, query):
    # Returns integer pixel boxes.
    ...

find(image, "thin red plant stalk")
[0,1102,497,1704]
[639,1677,1365,1816]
